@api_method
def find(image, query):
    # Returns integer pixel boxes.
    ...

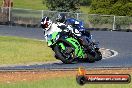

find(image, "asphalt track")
[0,25,132,70]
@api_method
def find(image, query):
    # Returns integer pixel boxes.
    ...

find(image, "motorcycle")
[46,28,102,64]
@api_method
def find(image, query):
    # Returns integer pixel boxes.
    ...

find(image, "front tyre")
[54,45,75,64]
[86,52,95,63]
[95,51,102,61]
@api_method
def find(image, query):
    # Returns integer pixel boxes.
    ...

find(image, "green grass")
[0,76,131,88]
[80,6,90,14]
[0,0,47,10]
[13,0,47,10]
[0,0,90,13]
[0,0,2,3]
[0,36,56,65]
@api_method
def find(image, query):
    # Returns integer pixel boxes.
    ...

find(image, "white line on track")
[103,49,118,59]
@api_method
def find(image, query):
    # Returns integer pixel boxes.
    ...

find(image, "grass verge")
[0,36,56,65]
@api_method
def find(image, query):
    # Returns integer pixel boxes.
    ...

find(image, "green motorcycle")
[46,30,102,64]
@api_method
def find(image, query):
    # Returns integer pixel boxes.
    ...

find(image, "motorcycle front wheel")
[95,50,102,61]
[85,52,95,63]
[54,44,76,64]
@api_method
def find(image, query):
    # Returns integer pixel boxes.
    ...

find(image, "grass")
[0,0,1,3]
[80,6,90,14]
[0,76,131,88]
[0,0,90,13]
[13,0,47,10]
[0,36,56,65]
[0,0,47,10]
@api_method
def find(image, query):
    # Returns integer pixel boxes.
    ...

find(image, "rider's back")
[44,23,62,41]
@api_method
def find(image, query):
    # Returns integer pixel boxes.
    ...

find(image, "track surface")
[0,25,132,70]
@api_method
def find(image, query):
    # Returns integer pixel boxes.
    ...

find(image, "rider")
[40,16,62,42]
[56,13,91,37]
[56,13,94,50]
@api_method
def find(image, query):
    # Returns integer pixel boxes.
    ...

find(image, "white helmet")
[41,17,52,30]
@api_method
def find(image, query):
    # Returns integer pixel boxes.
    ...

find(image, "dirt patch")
[0,68,132,83]
[0,71,75,83]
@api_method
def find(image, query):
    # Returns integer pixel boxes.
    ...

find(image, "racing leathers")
[43,23,62,42]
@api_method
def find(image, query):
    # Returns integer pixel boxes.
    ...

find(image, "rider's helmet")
[41,17,52,30]
[56,13,66,23]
